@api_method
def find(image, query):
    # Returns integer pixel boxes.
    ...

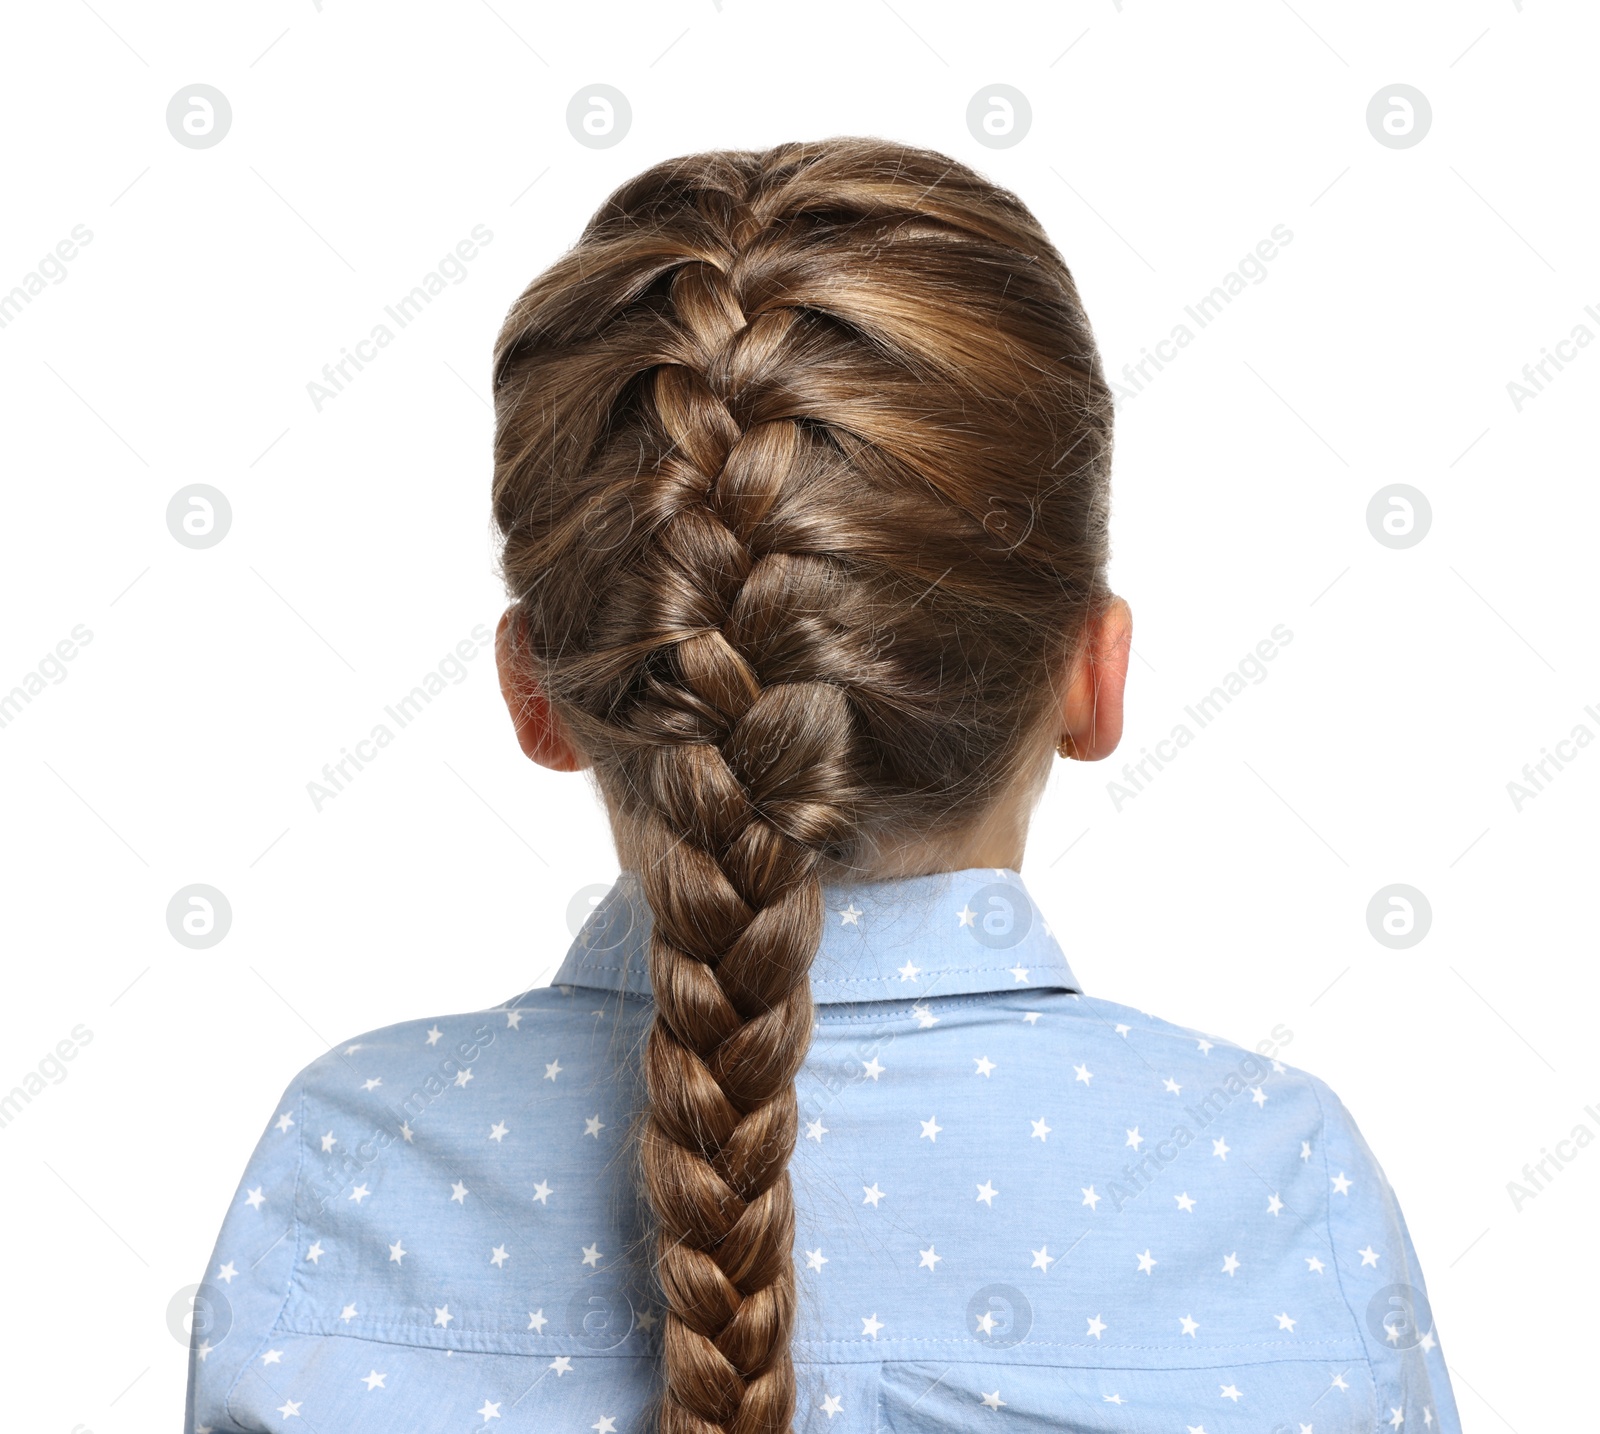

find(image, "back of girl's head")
[491,136,1112,1433]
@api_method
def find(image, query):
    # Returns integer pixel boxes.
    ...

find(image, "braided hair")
[491,137,1113,1433]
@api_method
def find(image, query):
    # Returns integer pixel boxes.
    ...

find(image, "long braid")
[631,266,867,1430]
[491,138,1114,1433]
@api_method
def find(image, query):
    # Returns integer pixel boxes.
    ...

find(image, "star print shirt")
[187,867,1460,1433]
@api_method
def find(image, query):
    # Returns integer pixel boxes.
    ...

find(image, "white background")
[2,1,1592,1428]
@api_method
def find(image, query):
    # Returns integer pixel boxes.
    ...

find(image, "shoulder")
[1049,989,1459,1428]
[188,983,652,1430]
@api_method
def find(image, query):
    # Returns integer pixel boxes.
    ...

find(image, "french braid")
[491,138,1113,1432]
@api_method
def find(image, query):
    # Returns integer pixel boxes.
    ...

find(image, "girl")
[189,138,1459,1433]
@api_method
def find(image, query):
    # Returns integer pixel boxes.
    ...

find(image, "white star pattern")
[184,874,1459,1433]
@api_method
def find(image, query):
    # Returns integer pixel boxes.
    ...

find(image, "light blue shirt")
[188,868,1459,1432]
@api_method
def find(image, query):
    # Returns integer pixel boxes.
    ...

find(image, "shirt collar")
[551,866,1080,1004]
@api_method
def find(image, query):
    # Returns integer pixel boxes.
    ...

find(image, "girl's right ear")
[495,609,589,772]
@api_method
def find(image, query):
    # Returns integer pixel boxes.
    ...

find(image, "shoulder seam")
[1306,1076,1381,1421]
[223,1077,308,1426]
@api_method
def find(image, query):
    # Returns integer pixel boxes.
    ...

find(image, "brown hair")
[491,137,1112,1433]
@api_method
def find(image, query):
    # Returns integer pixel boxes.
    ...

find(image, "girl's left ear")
[495,609,589,772]
[1058,597,1133,763]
